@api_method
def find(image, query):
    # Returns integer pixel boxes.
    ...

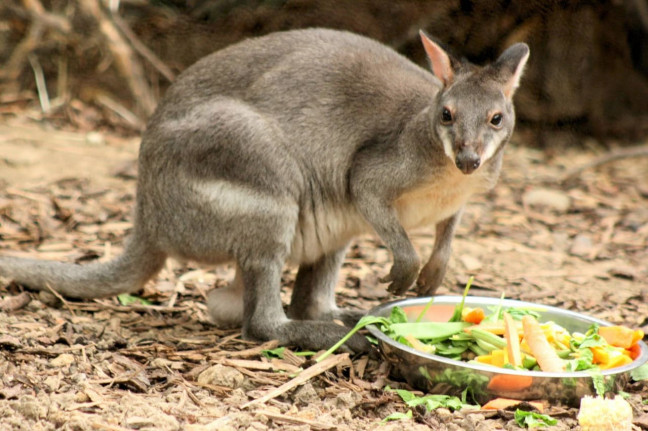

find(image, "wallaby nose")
[455,151,481,174]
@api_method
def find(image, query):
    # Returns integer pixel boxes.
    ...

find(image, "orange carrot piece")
[463,307,486,324]
[522,315,565,373]
[599,326,636,349]
[482,397,544,412]
[628,343,642,360]
[487,374,534,392]
[504,312,523,367]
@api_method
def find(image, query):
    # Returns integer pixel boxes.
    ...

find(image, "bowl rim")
[367,295,648,379]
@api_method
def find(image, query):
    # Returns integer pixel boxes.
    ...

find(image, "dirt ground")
[0,114,647,430]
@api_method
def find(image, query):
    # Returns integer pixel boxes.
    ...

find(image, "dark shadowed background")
[1,0,647,145]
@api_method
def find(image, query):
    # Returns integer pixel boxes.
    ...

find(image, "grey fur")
[0,29,529,352]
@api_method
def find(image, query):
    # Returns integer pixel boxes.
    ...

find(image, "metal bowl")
[367,296,648,405]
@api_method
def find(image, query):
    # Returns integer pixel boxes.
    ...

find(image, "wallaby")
[0,29,529,352]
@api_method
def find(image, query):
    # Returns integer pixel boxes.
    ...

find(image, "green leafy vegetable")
[432,368,489,404]
[449,276,474,322]
[389,387,468,411]
[631,363,648,381]
[381,410,412,423]
[261,347,286,359]
[388,321,469,340]
[590,371,606,397]
[416,296,435,323]
[117,293,152,306]
[572,324,605,349]
[389,306,408,324]
[565,348,594,372]
[503,307,541,321]
[315,315,390,363]
[514,410,558,428]
[483,292,506,323]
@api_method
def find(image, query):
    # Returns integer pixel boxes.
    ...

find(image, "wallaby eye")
[441,107,453,124]
[490,113,503,127]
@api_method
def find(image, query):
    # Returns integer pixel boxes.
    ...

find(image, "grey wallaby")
[0,29,529,352]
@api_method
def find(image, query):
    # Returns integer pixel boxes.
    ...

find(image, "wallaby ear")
[493,43,530,99]
[419,30,454,87]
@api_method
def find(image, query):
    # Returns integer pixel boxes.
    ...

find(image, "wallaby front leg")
[416,210,463,296]
[288,246,364,327]
[354,197,420,296]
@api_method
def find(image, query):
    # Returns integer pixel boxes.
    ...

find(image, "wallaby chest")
[394,164,493,230]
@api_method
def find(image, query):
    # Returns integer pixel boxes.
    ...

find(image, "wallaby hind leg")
[207,266,244,328]
[240,256,370,353]
[288,246,365,327]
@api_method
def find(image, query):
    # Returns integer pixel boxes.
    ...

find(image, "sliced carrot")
[504,312,523,367]
[482,397,543,412]
[522,315,565,373]
[599,326,636,349]
[487,375,534,392]
[628,343,642,360]
[463,307,486,324]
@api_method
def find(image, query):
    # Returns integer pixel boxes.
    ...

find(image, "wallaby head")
[420,31,530,175]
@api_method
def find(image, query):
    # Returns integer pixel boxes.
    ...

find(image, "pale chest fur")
[394,167,488,230]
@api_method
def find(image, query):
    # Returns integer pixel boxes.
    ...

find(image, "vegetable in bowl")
[376,297,644,373]
[365,294,648,404]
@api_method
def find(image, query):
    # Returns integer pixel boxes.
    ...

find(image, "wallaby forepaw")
[381,260,419,296]
[415,261,446,296]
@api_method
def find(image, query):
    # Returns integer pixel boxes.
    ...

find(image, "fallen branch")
[562,144,648,181]
[242,353,350,409]
[110,11,176,82]
[78,0,157,118]
[44,282,76,316]
[256,410,337,430]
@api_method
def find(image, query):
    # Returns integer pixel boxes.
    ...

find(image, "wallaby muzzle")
[455,150,481,174]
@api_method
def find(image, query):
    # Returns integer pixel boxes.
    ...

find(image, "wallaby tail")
[0,235,167,299]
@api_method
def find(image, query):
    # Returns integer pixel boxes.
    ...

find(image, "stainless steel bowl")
[367,296,648,405]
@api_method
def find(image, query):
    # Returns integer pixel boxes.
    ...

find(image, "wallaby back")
[0,29,529,352]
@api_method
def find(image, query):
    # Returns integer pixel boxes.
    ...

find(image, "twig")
[91,422,134,431]
[44,283,76,316]
[78,0,157,118]
[110,11,176,82]
[562,144,648,181]
[256,410,337,430]
[94,93,146,129]
[22,0,71,34]
[1,0,71,81]
[242,353,349,409]
[28,54,51,113]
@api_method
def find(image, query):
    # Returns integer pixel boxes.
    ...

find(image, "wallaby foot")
[242,258,370,353]
[287,247,365,328]
[207,267,244,328]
